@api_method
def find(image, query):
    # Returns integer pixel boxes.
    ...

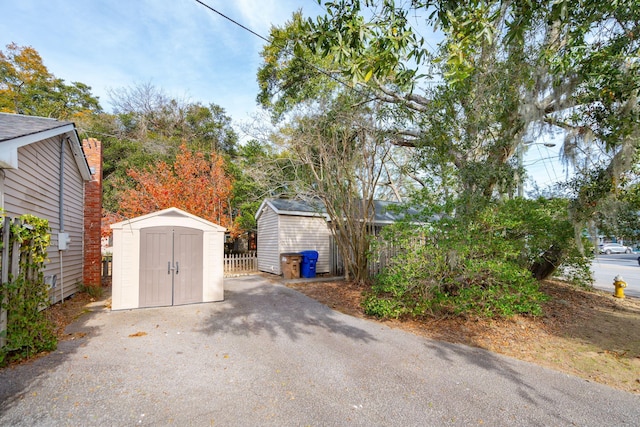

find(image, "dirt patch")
[286,279,640,395]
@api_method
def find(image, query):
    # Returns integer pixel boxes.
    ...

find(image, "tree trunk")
[530,245,563,280]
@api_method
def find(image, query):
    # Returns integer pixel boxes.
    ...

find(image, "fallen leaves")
[128,331,147,338]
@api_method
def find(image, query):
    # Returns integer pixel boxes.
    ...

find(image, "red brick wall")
[83,138,103,287]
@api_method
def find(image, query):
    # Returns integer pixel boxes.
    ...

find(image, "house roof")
[255,197,418,224]
[0,112,91,180]
[0,112,73,141]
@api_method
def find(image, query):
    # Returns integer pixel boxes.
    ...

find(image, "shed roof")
[0,112,91,180]
[110,207,227,232]
[255,198,418,225]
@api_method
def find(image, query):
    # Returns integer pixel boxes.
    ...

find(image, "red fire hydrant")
[613,275,627,299]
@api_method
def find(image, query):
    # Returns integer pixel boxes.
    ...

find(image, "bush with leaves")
[364,198,591,319]
[0,214,56,366]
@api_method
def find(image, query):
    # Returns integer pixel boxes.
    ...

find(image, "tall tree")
[85,83,239,216]
[0,43,101,119]
[107,83,238,156]
[227,139,275,233]
[259,1,640,208]
[280,94,393,283]
[257,1,640,279]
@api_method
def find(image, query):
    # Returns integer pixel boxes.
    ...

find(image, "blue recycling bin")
[299,250,319,278]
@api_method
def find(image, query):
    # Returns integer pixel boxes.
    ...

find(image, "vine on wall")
[0,214,57,366]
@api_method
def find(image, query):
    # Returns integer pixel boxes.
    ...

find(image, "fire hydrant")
[613,275,627,299]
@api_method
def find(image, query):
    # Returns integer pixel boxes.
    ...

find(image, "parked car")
[599,243,633,254]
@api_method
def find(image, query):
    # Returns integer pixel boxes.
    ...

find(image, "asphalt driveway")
[1,275,638,426]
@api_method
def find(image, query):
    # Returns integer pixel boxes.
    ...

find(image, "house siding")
[2,136,85,303]
[279,215,331,274]
[257,205,280,274]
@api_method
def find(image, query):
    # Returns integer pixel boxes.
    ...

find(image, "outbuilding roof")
[255,198,419,225]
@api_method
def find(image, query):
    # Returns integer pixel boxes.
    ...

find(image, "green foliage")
[0,43,102,119]
[553,255,594,290]
[260,1,640,226]
[257,12,341,121]
[227,140,274,233]
[363,198,589,319]
[574,167,640,246]
[0,214,57,366]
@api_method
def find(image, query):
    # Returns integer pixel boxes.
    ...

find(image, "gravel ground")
[1,275,639,426]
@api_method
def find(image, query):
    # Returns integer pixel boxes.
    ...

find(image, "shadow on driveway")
[198,275,377,343]
[1,275,639,426]
[0,306,103,416]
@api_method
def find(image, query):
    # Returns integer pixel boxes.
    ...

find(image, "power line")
[534,144,560,184]
[192,0,448,116]
[193,0,269,43]
[192,0,370,98]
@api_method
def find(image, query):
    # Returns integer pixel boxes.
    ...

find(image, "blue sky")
[0,0,320,123]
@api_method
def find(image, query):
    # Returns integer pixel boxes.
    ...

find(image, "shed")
[255,198,419,276]
[110,207,226,310]
[255,198,332,276]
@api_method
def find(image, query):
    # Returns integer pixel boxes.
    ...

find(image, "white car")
[599,243,633,254]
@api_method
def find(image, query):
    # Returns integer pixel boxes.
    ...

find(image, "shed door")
[139,226,203,308]
[173,227,203,305]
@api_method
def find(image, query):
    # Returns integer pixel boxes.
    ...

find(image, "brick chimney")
[82,138,103,287]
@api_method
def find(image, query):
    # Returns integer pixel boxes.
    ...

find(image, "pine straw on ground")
[286,279,640,395]
[45,292,95,340]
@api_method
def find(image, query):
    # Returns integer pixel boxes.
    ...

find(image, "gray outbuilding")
[255,198,422,277]
[110,207,226,310]
[255,198,332,276]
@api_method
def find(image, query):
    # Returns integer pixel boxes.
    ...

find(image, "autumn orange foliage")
[101,210,125,238]
[116,144,235,231]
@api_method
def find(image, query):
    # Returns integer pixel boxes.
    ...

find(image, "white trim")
[110,207,227,231]
[255,199,330,222]
[66,131,91,181]
[0,123,91,181]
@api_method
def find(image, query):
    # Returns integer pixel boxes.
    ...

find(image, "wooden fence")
[330,233,427,278]
[0,217,19,347]
[102,255,112,278]
[223,252,258,277]
[101,252,258,278]
[1,216,48,348]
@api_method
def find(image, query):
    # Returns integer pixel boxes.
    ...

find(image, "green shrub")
[0,214,57,366]
[364,198,580,319]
